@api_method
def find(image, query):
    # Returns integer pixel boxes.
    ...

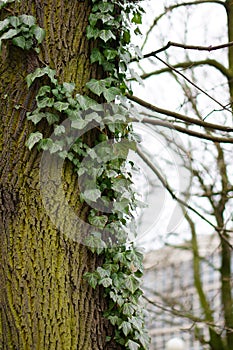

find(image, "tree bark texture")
[0,1,120,349]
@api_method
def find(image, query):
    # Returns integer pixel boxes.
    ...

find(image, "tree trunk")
[0,1,120,349]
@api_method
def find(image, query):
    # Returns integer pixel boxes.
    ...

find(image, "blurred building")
[143,235,224,350]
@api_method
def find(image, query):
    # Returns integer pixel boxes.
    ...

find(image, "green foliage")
[0,13,45,52]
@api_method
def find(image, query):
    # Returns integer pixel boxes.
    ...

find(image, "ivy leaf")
[107,315,121,326]
[88,215,108,229]
[37,138,53,151]
[103,87,121,102]
[1,28,18,40]
[30,25,46,44]
[45,112,59,125]
[37,97,54,109]
[93,3,114,13]
[99,29,116,43]
[124,275,140,294]
[37,85,51,97]
[27,112,45,125]
[86,79,107,96]
[0,18,9,32]
[123,30,131,44]
[54,125,65,136]
[71,119,87,130]
[62,82,75,94]
[26,67,57,87]
[19,15,36,27]
[96,267,110,278]
[8,16,20,28]
[126,340,140,350]
[12,36,26,49]
[84,272,98,289]
[103,48,118,61]
[90,47,103,64]
[49,141,64,154]
[54,101,69,112]
[83,189,101,202]
[98,277,112,288]
[135,331,150,348]
[86,25,99,40]
[122,302,136,316]
[119,321,132,336]
[132,12,142,24]
[76,94,98,110]
[25,132,43,150]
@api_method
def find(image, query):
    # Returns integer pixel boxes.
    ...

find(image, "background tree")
[126,1,233,349]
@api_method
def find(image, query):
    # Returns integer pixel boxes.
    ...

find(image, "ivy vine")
[1,0,150,349]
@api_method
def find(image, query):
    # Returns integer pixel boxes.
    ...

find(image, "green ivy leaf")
[86,25,99,40]
[90,47,104,64]
[122,302,136,316]
[8,16,20,28]
[54,101,69,112]
[126,340,140,350]
[88,215,108,229]
[123,30,131,44]
[83,189,101,202]
[71,119,87,130]
[135,331,150,348]
[84,272,98,289]
[12,35,26,49]
[0,18,9,32]
[132,12,142,24]
[124,275,140,294]
[103,87,121,102]
[27,112,45,125]
[76,94,97,110]
[30,25,46,44]
[45,112,60,125]
[54,125,65,136]
[103,49,118,61]
[37,97,54,109]
[26,67,57,87]
[86,79,107,96]
[93,3,114,13]
[99,29,116,43]
[98,277,112,288]
[19,15,36,27]
[107,315,121,326]
[49,141,64,154]
[37,138,53,151]
[62,82,75,94]
[1,28,18,40]
[25,132,43,150]
[119,321,132,336]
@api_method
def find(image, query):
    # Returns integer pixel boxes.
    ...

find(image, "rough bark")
[0,1,121,349]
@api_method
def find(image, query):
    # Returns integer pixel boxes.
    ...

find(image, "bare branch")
[137,59,232,80]
[127,94,233,133]
[141,41,233,61]
[134,117,233,143]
